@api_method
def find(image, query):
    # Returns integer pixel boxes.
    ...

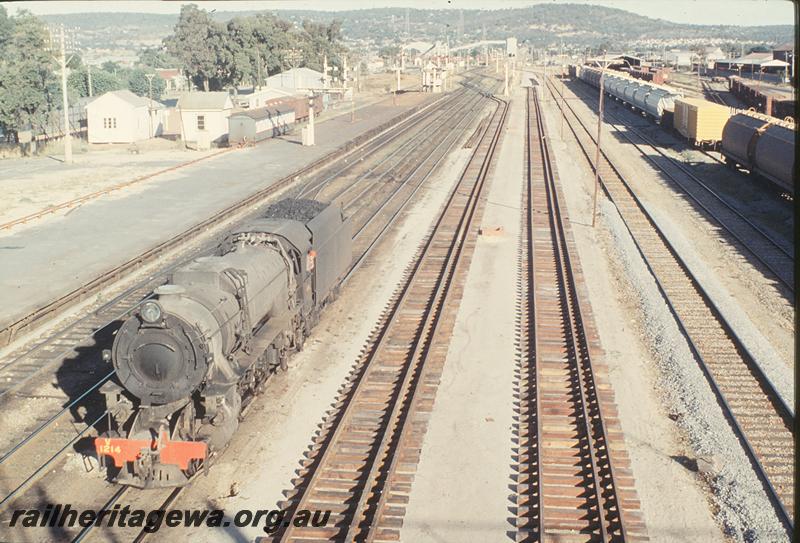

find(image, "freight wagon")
[729,76,795,120]
[629,66,668,85]
[573,64,795,194]
[721,112,795,195]
[673,97,734,149]
[228,106,295,146]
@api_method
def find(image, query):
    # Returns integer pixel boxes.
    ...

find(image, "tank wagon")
[572,64,794,194]
[578,65,683,124]
[721,112,795,194]
[95,198,352,488]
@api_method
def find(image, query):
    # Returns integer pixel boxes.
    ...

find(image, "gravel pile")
[598,198,789,542]
[264,198,328,223]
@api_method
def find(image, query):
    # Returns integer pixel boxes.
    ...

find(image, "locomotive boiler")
[95,199,351,488]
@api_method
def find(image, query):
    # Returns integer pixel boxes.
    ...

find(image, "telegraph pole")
[57,25,73,163]
[591,58,607,228]
[145,73,155,137]
[281,48,303,91]
[87,63,93,97]
[394,67,400,105]
[560,74,566,139]
[504,58,509,96]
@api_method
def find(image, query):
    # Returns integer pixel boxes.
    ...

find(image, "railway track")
[0,77,500,542]
[0,80,485,414]
[264,94,508,542]
[542,73,795,534]
[0,86,461,353]
[512,85,647,542]
[555,78,793,293]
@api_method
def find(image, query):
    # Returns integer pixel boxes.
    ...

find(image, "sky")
[2,0,796,26]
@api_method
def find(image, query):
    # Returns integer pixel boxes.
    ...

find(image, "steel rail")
[0,83,490,520]
[531,85,636,541]
[0,87,457,351]
[0,79,500,535]
[516,85,545,542]
[274,91,506,542]
[342,89,493,285]
[558,77,793,292]
[0,81,482,403]
[544,73,794,535]
[355,95,508,543]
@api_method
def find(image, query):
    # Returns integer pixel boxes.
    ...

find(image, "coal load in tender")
[264,198,329,223]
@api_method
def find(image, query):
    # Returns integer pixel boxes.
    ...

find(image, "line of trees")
[0,4,349,142]
[164,4,347,91]
[0,6,170,142]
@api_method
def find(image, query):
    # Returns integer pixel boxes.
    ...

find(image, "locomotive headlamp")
[140,301,162,324]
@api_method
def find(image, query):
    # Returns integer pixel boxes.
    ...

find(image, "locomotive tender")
[95,199,352,488]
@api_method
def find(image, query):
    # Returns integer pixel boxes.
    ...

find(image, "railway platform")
[0,92,437,334]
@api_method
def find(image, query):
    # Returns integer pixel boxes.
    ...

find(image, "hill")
[39,4,793,50]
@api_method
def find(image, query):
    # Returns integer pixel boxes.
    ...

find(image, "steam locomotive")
[95,199,352,488]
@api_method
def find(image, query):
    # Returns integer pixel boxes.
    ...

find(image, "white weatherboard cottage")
[177,92,234,148]
[86,90,165,144]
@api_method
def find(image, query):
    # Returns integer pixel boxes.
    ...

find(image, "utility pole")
[394,67,401,105]
[87,63,93,97]
[504,58,509,97]
[280,48,302,92]
[560,75,566,139]
[256,48,262,89]
[591,58,607,228]
[543,52,547,103]
[145,73,155,138]
[57,25,73,164]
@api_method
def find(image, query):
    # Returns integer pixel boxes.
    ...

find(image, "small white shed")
[178,92,234,147]
[86,90,165,144]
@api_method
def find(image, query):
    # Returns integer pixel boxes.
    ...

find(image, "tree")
[165,4,227,91]
[101,60,121,74]
[223,14,297,89]
[299,19,347,74]
[67,66,123,97]
[0,10,57,142]
[0,5,12,51]
[127,69,166,99]
[378,45,400,62]
[138,46,178,69]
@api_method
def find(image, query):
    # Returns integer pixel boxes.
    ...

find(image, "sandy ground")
[0,88,431,231]
[399,86,524,542]
[0,141,221,227]
[538,91,724,542]
[174,143,478,541]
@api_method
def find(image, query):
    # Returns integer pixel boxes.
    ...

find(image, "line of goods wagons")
[569,64,796,195]
[228,94,324,146]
